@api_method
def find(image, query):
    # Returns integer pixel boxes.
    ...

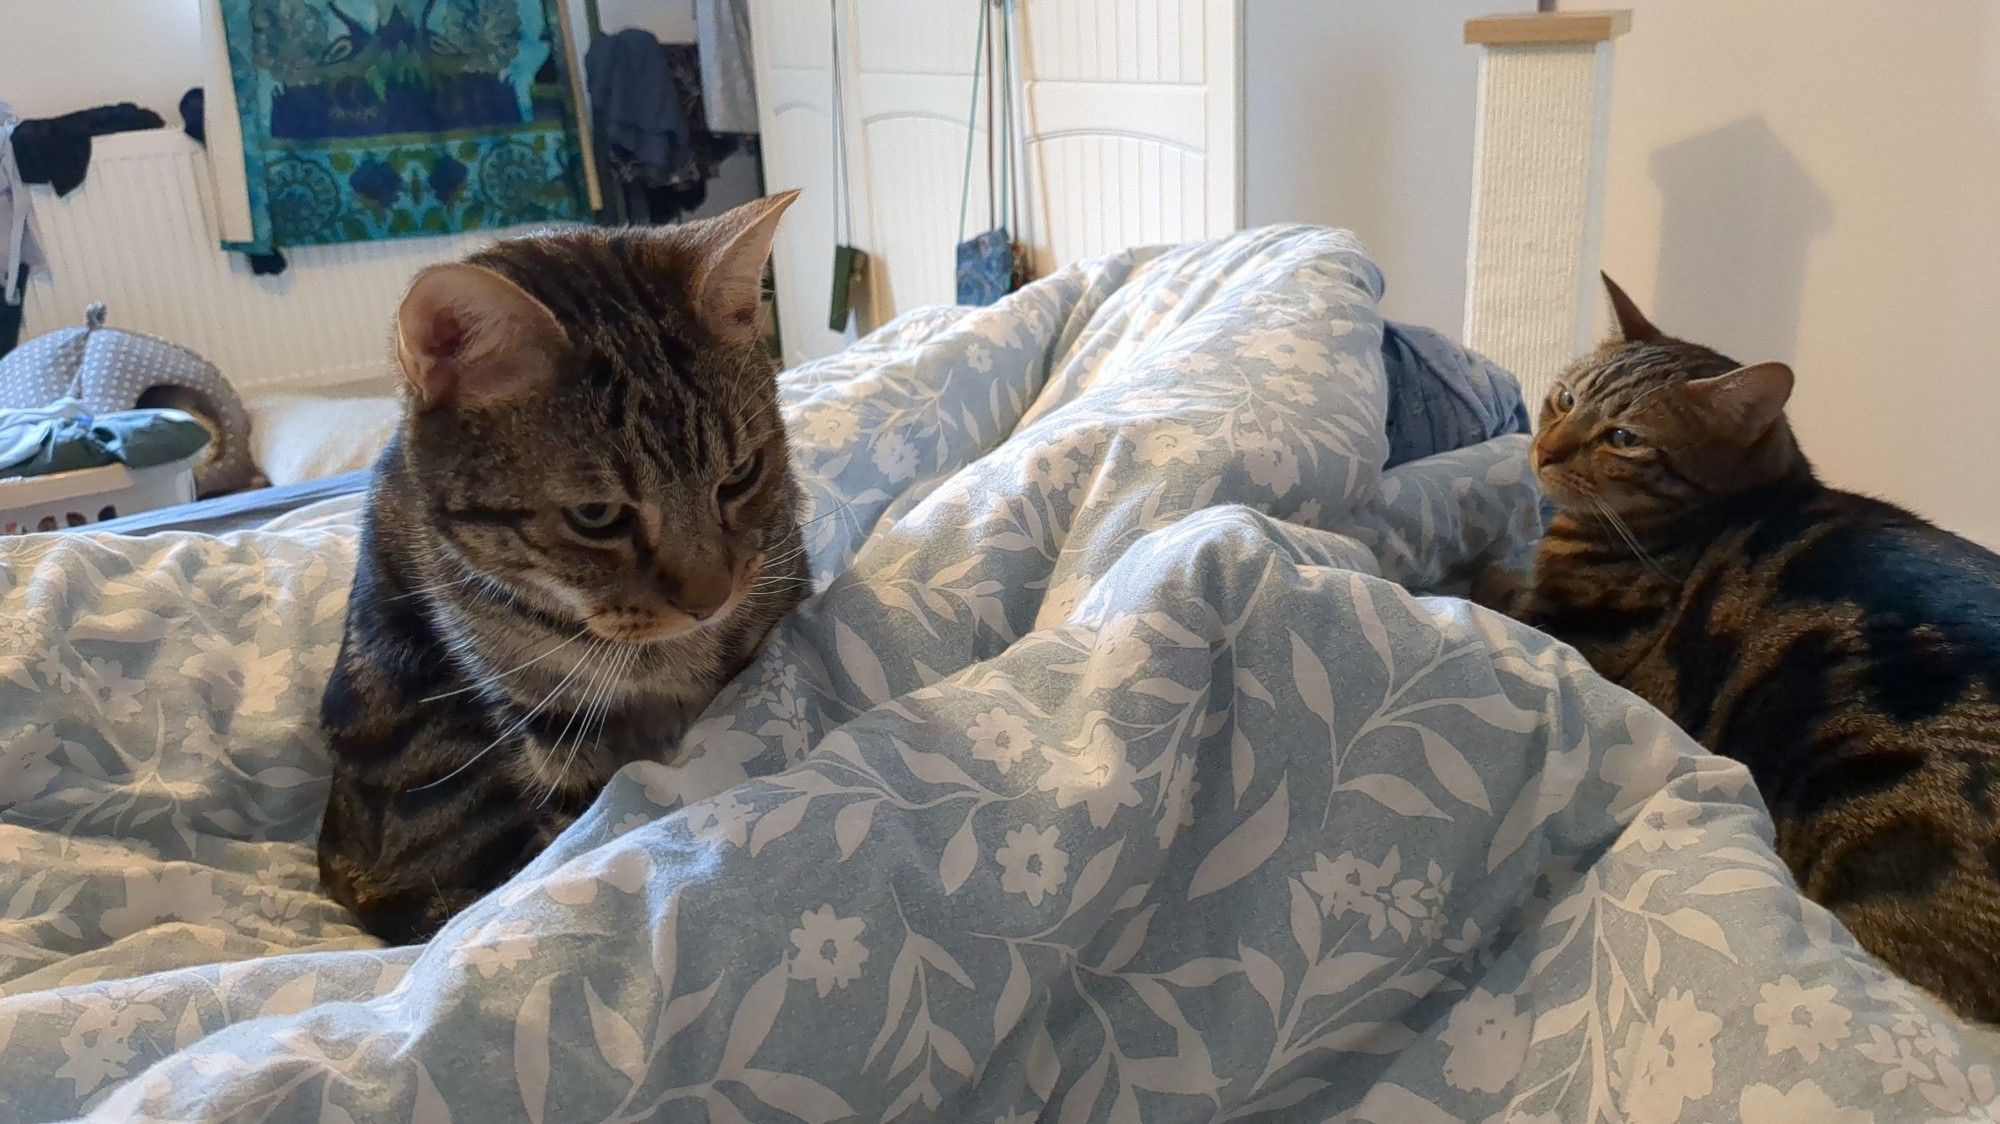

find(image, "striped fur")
[1494,281,2000,1019]
[317,196,809,943]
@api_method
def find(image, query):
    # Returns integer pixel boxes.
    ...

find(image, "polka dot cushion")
[0,303,259,495]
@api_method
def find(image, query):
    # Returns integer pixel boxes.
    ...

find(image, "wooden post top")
[1465,10,1631,46]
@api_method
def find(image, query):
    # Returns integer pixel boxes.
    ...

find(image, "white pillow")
[247,383,403,487]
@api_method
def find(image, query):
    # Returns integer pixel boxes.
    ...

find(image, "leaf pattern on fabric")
[0,227,1990,1122]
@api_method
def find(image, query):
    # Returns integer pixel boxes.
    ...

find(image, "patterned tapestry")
[219,0,589,252]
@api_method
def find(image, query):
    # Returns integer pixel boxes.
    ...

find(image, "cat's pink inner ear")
[687,189,801,341]
[395,263,564,410]
[1689,361,1795,442]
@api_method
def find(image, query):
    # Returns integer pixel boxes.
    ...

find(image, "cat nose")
[667,567,733,621]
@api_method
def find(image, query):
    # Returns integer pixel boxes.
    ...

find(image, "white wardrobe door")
[749,0,848,367]
[848,1,986,318]
[1017,0,1242,276]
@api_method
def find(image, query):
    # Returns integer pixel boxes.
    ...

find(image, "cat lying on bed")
[1479,275,2000,1021]
[316,193,810,944]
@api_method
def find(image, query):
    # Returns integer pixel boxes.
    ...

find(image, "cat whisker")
[1587,492,1674,581]
[420,626,590,704]
[408,640,605,793]
[541,643,634,809]
[798,500,853,530]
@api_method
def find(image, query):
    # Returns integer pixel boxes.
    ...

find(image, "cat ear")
[682,189,800,341]
[1601,272,1661,342]
[1687,361,1795,441]
[395,263,565,411]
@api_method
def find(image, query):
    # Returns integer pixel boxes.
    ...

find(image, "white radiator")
[19,129,504,393]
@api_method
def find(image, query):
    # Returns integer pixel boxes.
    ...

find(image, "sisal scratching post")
[1462,10,1631,410]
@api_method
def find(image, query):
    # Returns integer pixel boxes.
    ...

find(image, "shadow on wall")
[1646,116,1833,362]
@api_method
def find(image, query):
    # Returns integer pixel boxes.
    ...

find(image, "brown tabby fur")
[1483,276,2000,1020]
[317,194,810,943]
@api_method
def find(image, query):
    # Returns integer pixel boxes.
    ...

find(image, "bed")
[1,226,1991,1122]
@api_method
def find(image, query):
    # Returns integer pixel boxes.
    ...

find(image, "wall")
[1246,0,2000,547]
[1244,0,1495,336]
[0,0,204,121]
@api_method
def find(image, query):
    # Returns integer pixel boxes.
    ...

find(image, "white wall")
[1244,0,1494,335]
[1247,0,2000,548]
[0,0,204,121]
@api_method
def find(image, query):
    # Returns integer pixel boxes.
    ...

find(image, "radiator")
[18,129,501,394]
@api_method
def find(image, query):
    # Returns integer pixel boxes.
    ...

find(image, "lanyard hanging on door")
[827,0,870,332]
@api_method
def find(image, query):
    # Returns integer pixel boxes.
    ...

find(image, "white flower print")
[56,996,161,1097]
[1238,431,1301,496]
[1266,374,1317,405]
[1754,975,1851,1063]
[0,724,61,805]
[1239,327,1332,375]
[1042,574,1090,625]
[803,405,859,448]
[1135,420,1201,467]
[454,920,539,978]
[1599,735,1677,820]
[995,825,1069,906]
[77,657,143,722]
[872,431,919,481]
[1619,797,1701,853]
[1156,754,1198,848]
[688,795,755,848]
[1036,724,1142,828]
[967,707,1035,772]
[1612,988,1723,1122]
[1738,1080,1873,1124]
[1025,446,1079,491]
[1292,498,1324,527]
[1171,350,1218,376]
[613,812,650,835]
[1089,615,1153,687]
[1300,848,1426,939]
[965,341,993,373]
[99,868,228,939]
[1439,988,1528,1093]
[788,905,869,997]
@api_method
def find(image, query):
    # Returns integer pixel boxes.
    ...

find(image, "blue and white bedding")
[1,227,1993,1122]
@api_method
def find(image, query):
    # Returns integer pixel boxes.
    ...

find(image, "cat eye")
[1607,427,1643,449]
[1553,386,1575,412]
[717,449,765,503]
[561,502,632,538]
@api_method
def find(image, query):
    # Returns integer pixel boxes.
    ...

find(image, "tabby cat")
[318,193,810,944]
[1483,275,2000,1020]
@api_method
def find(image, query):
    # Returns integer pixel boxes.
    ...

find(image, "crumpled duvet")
[0,226,1992,1123]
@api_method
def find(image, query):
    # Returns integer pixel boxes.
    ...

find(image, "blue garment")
[0,400,210,478]
[1379,319,1529,468]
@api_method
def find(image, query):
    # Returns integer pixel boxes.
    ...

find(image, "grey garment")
[1378,319,1530,469]
[1,100,48,307]
[696,0,758,134]
[0,302,259,495]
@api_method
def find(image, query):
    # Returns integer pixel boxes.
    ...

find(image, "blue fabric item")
[1,228,1986,1123]
[1379,319,1530,469]
[216,0,589,252]
[0,400,210,477]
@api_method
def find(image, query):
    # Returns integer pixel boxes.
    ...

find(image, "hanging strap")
[829,0,854,245]
[996,0,1015,237]
[955,0,990,244]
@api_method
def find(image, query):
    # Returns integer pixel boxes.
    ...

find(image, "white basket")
[0,453,201,535]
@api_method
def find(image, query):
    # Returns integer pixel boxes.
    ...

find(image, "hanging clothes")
[585,29,741,225]
[8,104,165,197]
[213,0,590,252]
[695,0,759,135]
[0,101,48,356]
